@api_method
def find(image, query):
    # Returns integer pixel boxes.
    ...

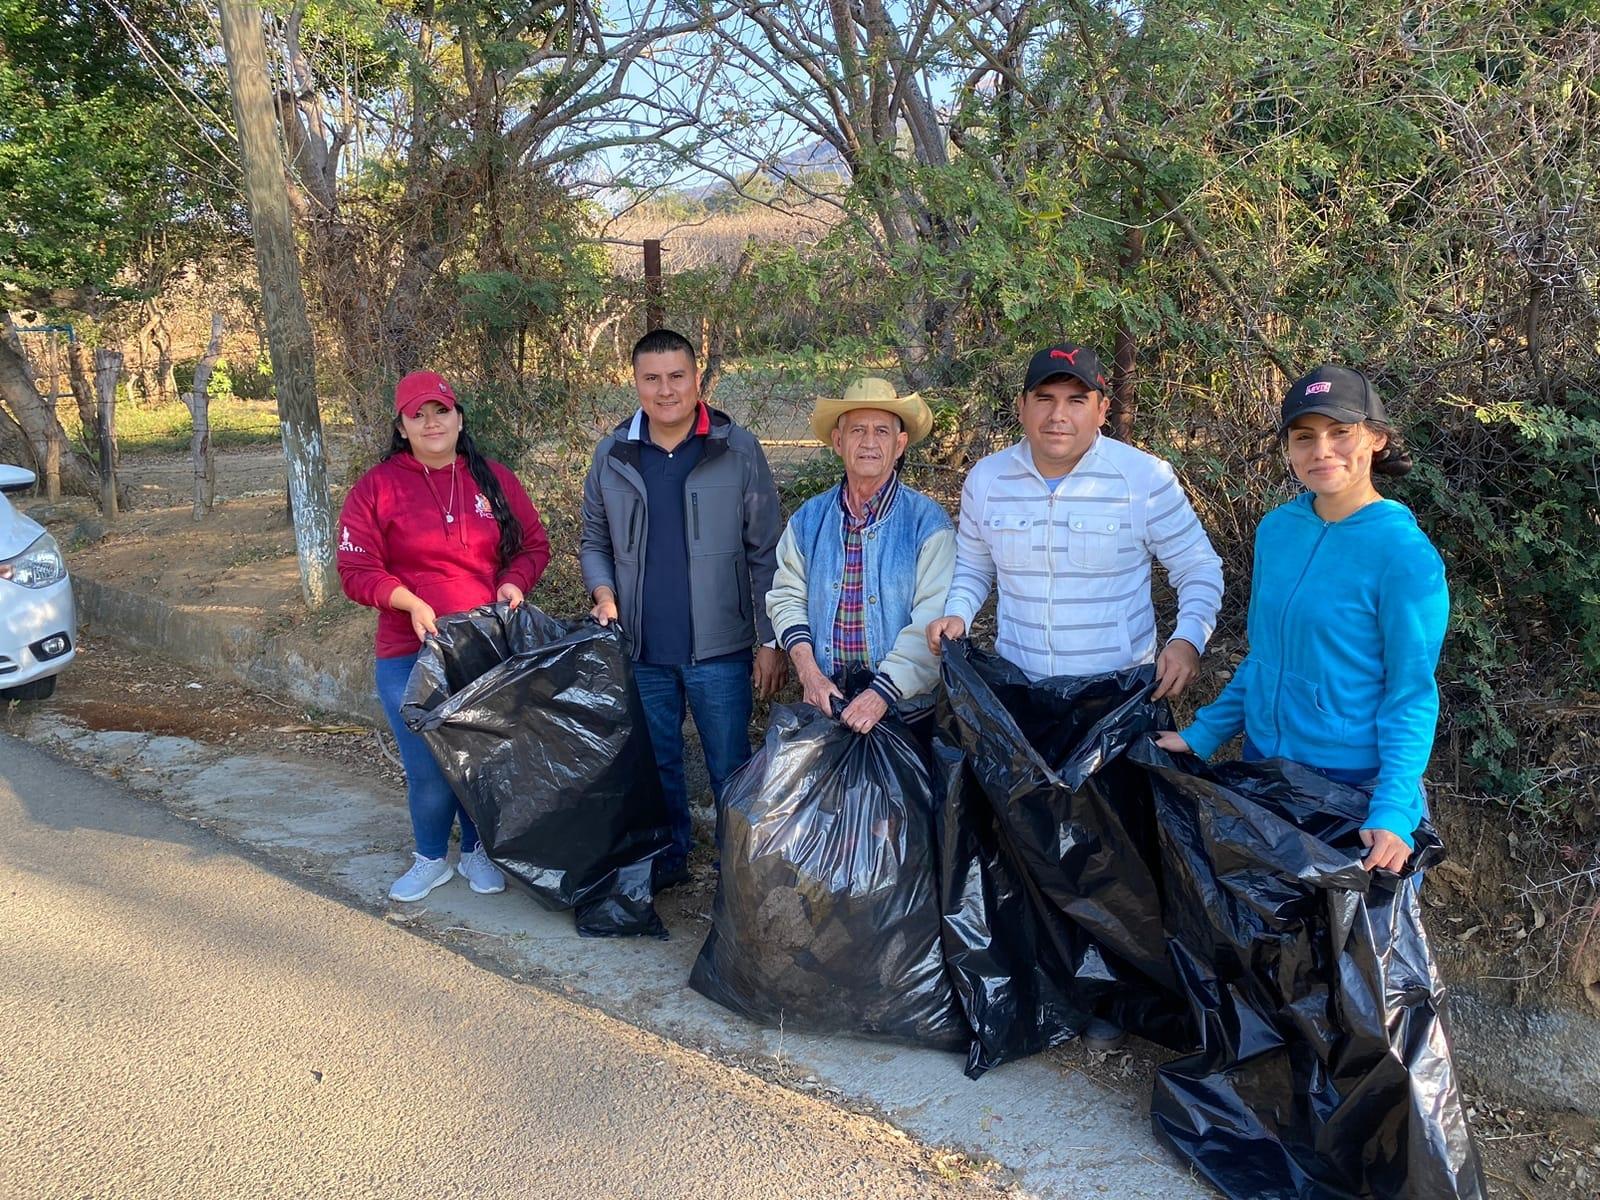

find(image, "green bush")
[229,354,274,401]
[171,357,234,401]
[1405,389,1600,813]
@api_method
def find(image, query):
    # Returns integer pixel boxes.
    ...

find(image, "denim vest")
[788,480,953,676]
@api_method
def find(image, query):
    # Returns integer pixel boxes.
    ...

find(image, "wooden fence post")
[42,333,64,499]
[92,349,122,520]
[644,238,664,331]
[188,313,223,519]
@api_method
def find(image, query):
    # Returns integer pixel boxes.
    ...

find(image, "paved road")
[0,736,999,1200]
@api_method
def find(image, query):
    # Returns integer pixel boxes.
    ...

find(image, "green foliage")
[1399,392,1600,805]
[452,378,585,471]
[677,0,1600,820]
[0,0,229,304]
[171,358,235,401]
[171,355,276,404]
[24,0,1589,823]
[776,450,842,515]
[458,272,563,332]
[228,355,275,402]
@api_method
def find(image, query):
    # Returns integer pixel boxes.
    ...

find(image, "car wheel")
[1,676,57,701]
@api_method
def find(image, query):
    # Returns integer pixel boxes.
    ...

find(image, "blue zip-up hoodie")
[1180,493,1448,844]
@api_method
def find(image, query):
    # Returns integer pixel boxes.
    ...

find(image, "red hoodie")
[336,452,551,657]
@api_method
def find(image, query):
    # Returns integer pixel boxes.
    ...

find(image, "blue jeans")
[633,658,755,867]
[376,654,479,860]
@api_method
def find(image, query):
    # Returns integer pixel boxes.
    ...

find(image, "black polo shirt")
[636,418,703,665]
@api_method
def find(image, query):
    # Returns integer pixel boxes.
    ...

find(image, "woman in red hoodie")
[337,370,551,902]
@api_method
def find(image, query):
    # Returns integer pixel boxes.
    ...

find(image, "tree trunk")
[0,400,35,472]
[94,350,121,520]
[152,308,176,401]
[1110,222,1144,442]
[67,341,101,464]
[131,308,159,403]
[0,314,95,497]
[220,0,339,609]
[40,385,61,500]
[188,313,223,519]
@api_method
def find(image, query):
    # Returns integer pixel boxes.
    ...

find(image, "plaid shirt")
[830,473,898,671]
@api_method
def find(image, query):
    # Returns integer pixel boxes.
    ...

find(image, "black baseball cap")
[1023,342,1109,394]
[1280,364,1388,432]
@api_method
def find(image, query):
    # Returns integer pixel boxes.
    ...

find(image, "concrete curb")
[1451,985,1600,1117]
[70,570,1600,1119]
[73,575,382,724]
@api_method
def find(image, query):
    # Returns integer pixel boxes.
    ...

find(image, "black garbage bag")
[401,602,672,938]
[934,640,1192,1077]
[1131,740,1486,1200]
[689,694,967,1050]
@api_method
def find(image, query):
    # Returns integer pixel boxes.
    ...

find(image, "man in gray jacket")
[582,328,788,887]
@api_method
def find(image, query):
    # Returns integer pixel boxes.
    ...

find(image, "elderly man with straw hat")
[767,376,956,734]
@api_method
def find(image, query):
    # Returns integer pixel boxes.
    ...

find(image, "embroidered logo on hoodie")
[474,493,493,519]
[339,525,364,553]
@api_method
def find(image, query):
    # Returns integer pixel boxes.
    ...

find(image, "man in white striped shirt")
[926,342,1223,700]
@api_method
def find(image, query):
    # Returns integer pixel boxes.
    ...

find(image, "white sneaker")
[388,853,453,902]
[457,845,505,895]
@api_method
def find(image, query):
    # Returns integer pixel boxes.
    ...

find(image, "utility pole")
[219,0,338,608]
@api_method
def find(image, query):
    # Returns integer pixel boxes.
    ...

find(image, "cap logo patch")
[1050,348,1080,364]
[1305,381,1333,395]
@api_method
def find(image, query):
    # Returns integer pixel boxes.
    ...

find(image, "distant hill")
[774,139,849,177]
[673,140,850,202]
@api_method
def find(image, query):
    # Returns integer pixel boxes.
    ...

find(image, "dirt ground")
[15,444,1600,1198]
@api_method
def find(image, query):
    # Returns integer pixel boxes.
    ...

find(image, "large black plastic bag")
[401,602,672,938]
[689,697,968,1050]
[1131,741,1485,1200]
[934,640,1191,1078]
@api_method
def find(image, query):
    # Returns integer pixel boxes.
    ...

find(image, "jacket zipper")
[688,491,702,663]
[627,503,638,552]
[1270,519,1331,755]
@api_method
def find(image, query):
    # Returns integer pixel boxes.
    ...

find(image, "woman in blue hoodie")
[1155,365,1448,872]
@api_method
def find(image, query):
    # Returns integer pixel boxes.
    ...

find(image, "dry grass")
[604,199,844,273]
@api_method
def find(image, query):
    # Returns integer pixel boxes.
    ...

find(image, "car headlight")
[0,532,66,588]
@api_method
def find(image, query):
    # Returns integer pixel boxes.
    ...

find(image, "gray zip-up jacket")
[580,406,781,661]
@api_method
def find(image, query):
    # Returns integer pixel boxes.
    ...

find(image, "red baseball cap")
[394,370,458,418]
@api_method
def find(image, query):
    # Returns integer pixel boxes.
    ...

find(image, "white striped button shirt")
[944,436,1223,680]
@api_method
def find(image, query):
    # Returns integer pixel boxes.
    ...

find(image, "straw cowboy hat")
[810,376,934,447]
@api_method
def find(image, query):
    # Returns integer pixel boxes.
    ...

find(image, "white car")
[0,464,75,700]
